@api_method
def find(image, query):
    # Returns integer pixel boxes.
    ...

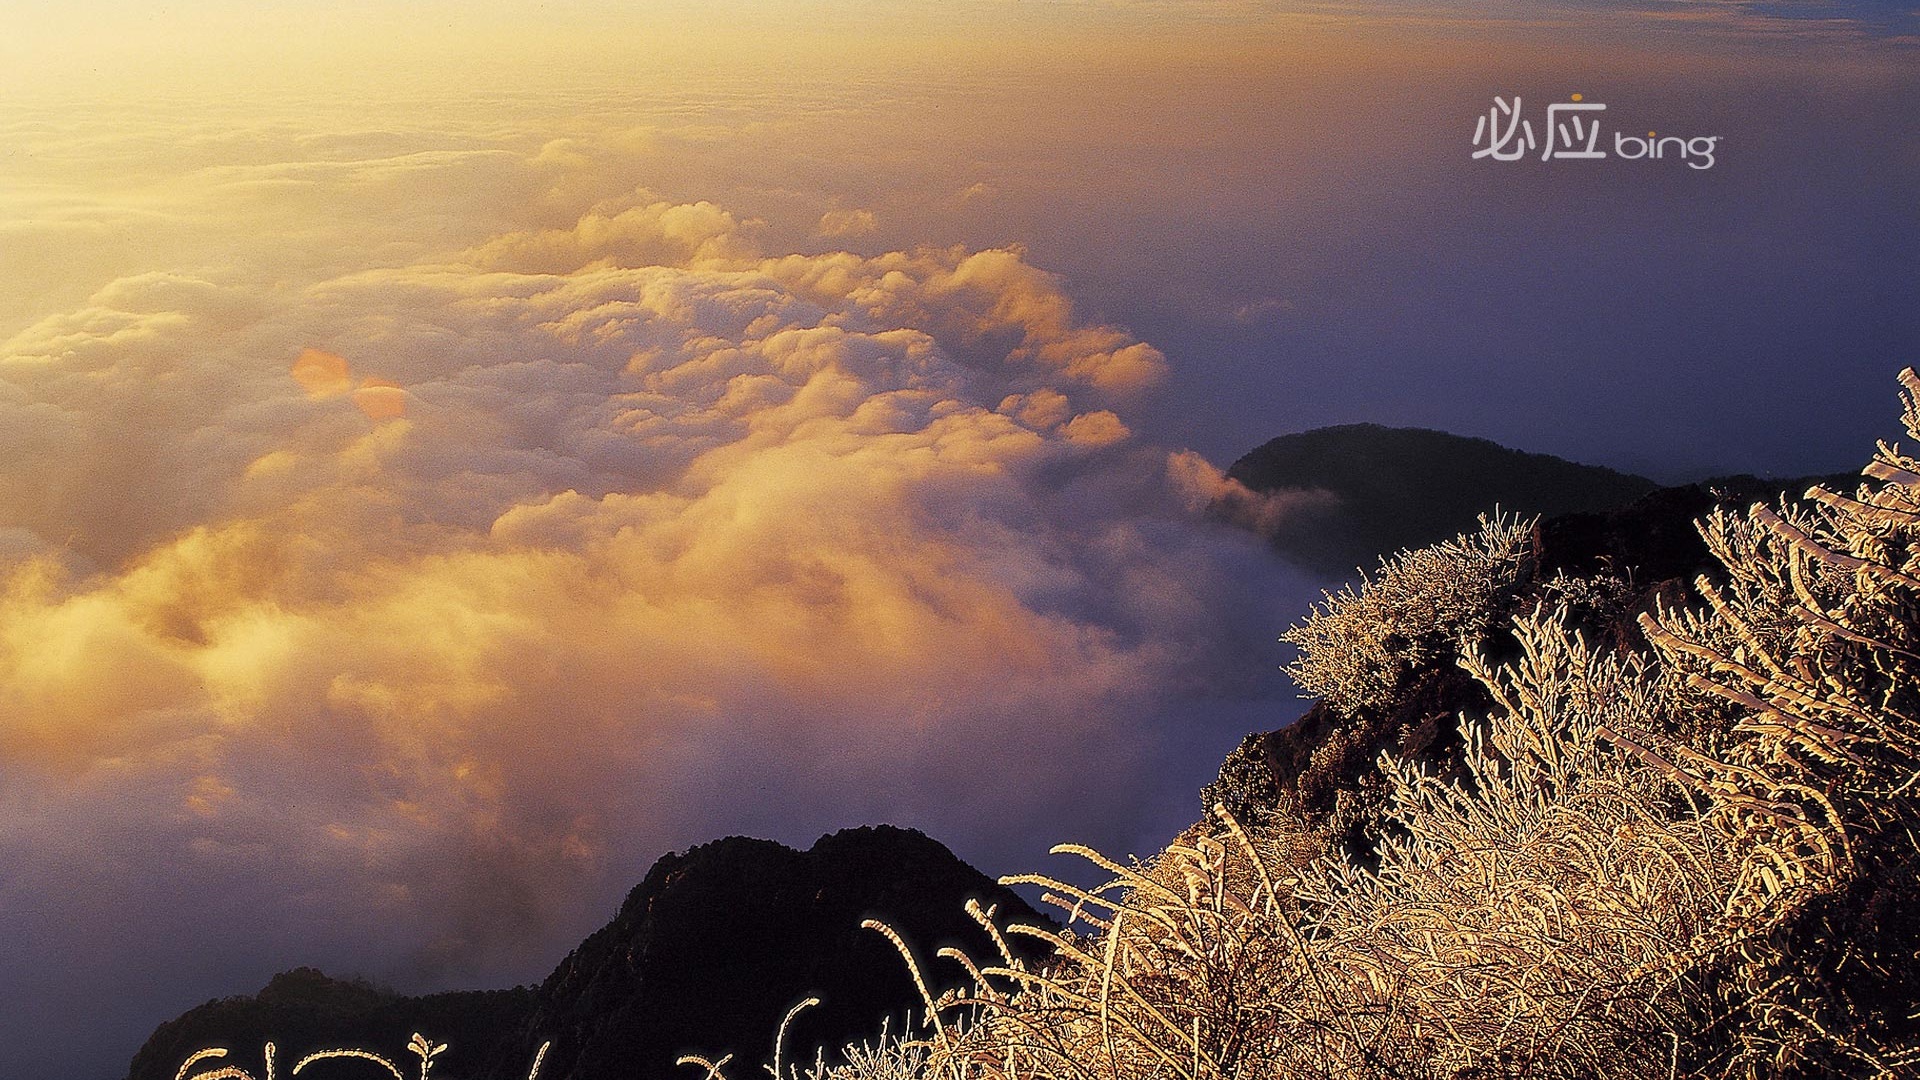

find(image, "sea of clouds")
[0,96,1317,1078]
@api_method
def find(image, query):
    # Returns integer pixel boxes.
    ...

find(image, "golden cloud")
[292,348,354,399]
[816,207,879,238]
[0,130,1303,1063]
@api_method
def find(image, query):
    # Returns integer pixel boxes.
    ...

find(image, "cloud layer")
[0,121,1306,1080]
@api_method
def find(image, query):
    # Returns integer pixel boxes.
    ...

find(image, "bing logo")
[1473,95,1720,170]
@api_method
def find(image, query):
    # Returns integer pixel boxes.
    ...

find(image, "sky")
[0,3,1916,1079]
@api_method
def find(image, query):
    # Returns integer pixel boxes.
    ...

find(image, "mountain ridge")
[1226,422,1660,575]
[127,825,1051,1080]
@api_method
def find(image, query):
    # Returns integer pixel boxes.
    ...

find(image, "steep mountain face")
[129,826,1049,1080]
[1227,424,1658,575]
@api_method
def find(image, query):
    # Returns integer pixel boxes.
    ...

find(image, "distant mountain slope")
[128,826,1050,1080]
[1227,424,1658,575]
[125,972,535,1080]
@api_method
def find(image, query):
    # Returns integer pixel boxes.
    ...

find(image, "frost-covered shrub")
[1282,514,1533,714]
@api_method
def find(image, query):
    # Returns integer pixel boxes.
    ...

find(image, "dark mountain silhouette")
[128,826,1050,1080]
[510,826,1050,1080]
[126,971,535,1080]
[1226,424,1659,575]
